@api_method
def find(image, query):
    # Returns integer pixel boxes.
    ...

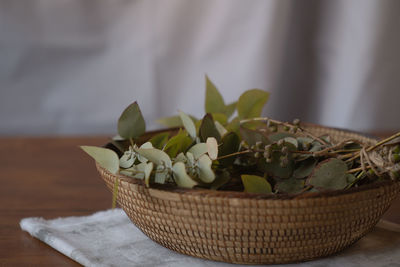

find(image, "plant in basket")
[81,76,400,264]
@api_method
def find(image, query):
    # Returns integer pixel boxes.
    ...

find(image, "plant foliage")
[82,75,400,198]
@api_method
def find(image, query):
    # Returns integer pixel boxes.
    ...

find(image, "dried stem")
[295,185,314,196]
[345,132,400,163]
[367,132,400,152]
[348,166,371,174]
[239,117,328,145]
[216,150,252,160]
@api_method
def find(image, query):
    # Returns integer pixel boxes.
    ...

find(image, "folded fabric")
[20,209,400,267]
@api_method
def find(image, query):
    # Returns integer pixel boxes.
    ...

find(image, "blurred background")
[0,0,399,136]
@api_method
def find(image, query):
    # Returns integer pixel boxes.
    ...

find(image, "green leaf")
[119,151,135,169]
[179,111,197,140]
[136,162,153,187]
[240,127,269,146]
[199,114,221,142]
[343,141,362,150]
[205,75,226,114]
[172,162,198,188]
[346,173,356,183]
[148,132,170,150]
[296,140,322,161]
[156,115,182,128]
[268,132,295,143]
[196,155,215,183]
[293,158,317,178]
[81,146,120,174]
[157,115,198,128]
[225,101,237,118]
[187,143,208,159]
[136,147,172,168]
[204,76,236,118]
[215,121,228,137]
[206,137,218,160]
[175,152,187,162]
[297,137,314,150]
[119,167,138,178]
[211,113,228,125]
[260,143,296,179]
[137,142,153,163]
[164,132,193,158]
[226,117,240,134]
[261,160,295,179]
[186,152,196,166]
[307,158,349,190]
[194,119,202,134]
[239,120,265,130]
[218,132,240,166]
[118,102,146,139]
[320,135,332,145]
[241,175,272,194]
[237,89,270,119]
[154,165,169,184]
[108,140,125,155]
[210,171,231,190]
[283,137,298,148]
[310,142,322,152]
[275,178,304,194]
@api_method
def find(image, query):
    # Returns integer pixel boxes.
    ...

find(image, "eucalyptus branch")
[311,139,359,157]
[84,75,400,198]
[239,117,328,145]
[216,150,252,160]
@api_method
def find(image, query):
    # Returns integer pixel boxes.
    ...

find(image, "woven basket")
[96,125,400,264]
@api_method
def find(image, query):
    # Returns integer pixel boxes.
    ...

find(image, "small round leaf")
[172,162,198,188]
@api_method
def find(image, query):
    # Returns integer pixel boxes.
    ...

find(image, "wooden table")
[0,137,110,266]
[1,135,400,266]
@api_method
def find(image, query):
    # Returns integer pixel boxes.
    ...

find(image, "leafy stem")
[239,117,328,145]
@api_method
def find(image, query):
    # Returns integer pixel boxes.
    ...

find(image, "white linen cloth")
[20,209,400,267]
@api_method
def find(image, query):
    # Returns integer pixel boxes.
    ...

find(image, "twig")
[239,117,329,146]
[295,185,314,196]
[348,166,371,174]
[334,149,361,153]
[216,150,252,160]
[367,132,400,152]
[346,132,400,163]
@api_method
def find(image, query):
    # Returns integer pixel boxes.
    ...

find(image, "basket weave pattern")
[96,126,400,264]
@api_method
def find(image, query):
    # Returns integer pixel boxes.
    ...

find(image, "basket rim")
[99,124,399,200]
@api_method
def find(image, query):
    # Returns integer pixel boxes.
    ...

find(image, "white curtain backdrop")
[1,0,399,135]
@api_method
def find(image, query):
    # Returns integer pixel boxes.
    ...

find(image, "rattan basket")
[96,125,400,264]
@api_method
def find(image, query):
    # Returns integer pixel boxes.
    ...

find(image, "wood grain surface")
[0,137,110,266]
[0,134,399,266]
